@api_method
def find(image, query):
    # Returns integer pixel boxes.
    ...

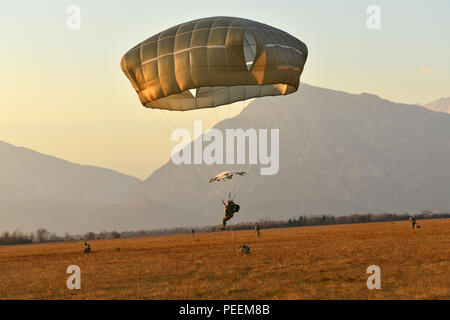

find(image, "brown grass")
[0,219,448,299]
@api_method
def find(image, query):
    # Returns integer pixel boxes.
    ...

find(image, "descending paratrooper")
[120,17,308,229]
[220,194,240,230]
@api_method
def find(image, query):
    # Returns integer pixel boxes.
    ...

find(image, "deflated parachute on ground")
[121,16,308,111]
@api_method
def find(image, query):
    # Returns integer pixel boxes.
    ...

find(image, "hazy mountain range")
[0,141,140,206]
[1,84,449,234]
[421,97,450,114]
[137,84,450,224]
[0,141,202,233]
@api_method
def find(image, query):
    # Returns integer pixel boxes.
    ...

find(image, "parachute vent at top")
[120,16,308,111]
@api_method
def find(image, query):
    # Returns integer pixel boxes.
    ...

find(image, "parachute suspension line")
[148,108,180,166]
[161,110,175,136]
[205,103,229,198]
[216,104,228,196]
[213,98,248,200]
[196,165,223,200]
[205,108,214,132]
[149,109,172,137]
[233,99,253,195]
[205,102,231,198]
[191,106,225,201]
[213,168,230,198]
[234,103,260,195]
[158,109,177,132]
[230,98,249,196]
[195,106,207,134]
[237,94,285,203]
[170,107,182,135]
[234,96,260,195]
[149,109,223,203]
[224,89,250,197]
[151,110,166,134]
[191,152,223,200]
[184,110,223,201]
[198,106,226,197]
[272,94,285,129]
[228,223,237,254]
[225,175,234,195]
[213,105,219,128]
[200,108,208,132]
[207,165,224,196]
[190,106,216,197]
[236,98,248,138]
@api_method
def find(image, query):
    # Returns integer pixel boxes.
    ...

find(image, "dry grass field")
[0,219,448,299]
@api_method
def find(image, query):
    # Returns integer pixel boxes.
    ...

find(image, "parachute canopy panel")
[121,16,308,111]
[243,30,257,71]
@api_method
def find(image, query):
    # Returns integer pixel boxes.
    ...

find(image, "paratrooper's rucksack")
[239,245,250,254]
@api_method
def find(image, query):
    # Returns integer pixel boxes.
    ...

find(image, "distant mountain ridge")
[132,84,450,225]
[0,140,141,205]
[2,84,450,234]
[0,141,199,234]
[422,97,450,114]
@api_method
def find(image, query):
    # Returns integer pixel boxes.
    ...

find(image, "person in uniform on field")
[191,229,195,237]
[255,223,261,238]
[409,216,418,229]
[83,242,91,254]
[220,199,240,230]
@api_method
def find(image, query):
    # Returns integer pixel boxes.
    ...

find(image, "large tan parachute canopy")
[121,16,308,111]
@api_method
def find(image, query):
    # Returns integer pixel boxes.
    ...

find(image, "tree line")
[1,211,449,246]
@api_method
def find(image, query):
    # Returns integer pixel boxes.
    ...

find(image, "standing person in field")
[83,242,91,254]
[191,229,195,237]
[255,223,261,238]
[409,216,418,229]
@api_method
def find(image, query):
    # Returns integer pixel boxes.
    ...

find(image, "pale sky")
[1,0,449,179]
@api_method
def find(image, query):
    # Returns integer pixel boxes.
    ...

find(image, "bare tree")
[111,231,121,239]
[64,232,72,241]
[36,228,48,243]
[99,231,108,240]
[85,232,96,240]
